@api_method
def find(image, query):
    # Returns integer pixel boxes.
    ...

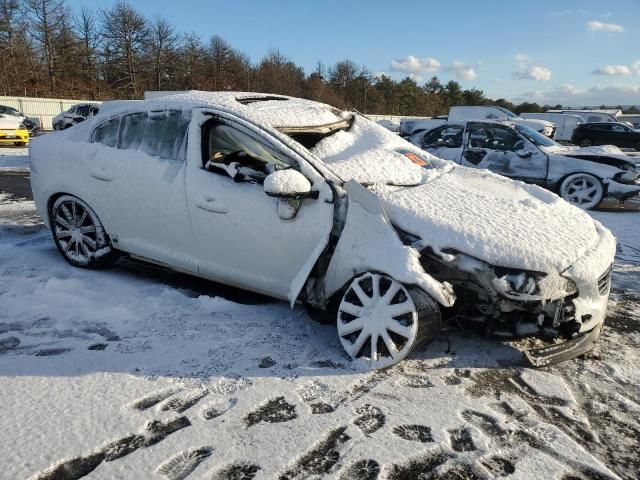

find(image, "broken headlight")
[613,171,639,183]
[492,268,577,300]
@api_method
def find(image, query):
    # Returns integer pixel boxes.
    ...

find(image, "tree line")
[1,0,637,116]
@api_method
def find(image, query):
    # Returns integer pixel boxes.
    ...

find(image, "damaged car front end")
[397,221,615,367]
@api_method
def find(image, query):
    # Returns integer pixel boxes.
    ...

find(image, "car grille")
[598,265,612,296]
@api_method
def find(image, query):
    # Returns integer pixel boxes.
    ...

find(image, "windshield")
[497,106,519,119]
[307,115,450,186]
[515,124,558,147]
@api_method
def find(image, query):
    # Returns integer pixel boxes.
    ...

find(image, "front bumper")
[524,323,602,367]
[0,129,29,144]
[604,178,640,202]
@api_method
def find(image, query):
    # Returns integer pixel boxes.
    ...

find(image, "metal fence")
[0,96,102,131]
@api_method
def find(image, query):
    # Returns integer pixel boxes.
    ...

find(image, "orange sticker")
[403,152,428,166]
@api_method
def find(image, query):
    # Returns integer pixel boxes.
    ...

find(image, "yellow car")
[0,118,29,146]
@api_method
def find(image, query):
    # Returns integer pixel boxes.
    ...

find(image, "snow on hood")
[146,91,341,128]
[375,166,601,273]
[311,116,451,185]
[542,144,632,162]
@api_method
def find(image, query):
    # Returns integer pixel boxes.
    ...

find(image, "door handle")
[195,197,228,214]
[90,167,114,181]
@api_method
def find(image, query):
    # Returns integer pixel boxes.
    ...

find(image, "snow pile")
[263,169,311,196]
[311,116,449,185]
[0,147,29,173]
[376,166,607,273]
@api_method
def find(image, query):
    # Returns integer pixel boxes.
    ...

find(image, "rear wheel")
[50,195,118,268]
[559,173,604,210]
[336,273,441,369]
[579,138,593,147]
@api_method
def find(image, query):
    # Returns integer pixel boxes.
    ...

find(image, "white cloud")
[634,61,640,75]
[513,66,552,81]
[514,84,640,106]
[592,65,631,75]
[586,20,624,32]
[390,56,440,74]
[444,61,477,81]
[513,54,551,81]
[407,73,424,83]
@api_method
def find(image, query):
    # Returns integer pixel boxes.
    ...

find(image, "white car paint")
[521,112,584,142]
[448,106,555,137]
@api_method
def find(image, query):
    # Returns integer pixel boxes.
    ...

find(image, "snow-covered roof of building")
[142,90,343,128]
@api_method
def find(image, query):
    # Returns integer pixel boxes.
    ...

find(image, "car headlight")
[613,171,639,183]
[492,268,577,299]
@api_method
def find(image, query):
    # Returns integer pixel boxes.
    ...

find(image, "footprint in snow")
[392,424,433,443]
[159,389,209,413]
[128,387,183,410]
[208,462,261,479]
[201,397,237,420]
[353,404,385,435]
[156,446,213,480]
[245,396,297,427]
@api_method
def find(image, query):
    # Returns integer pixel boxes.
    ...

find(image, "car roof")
[100,91,344,129]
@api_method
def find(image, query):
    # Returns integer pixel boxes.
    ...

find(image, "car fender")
[547,153,623,184]
[321,180,456,307]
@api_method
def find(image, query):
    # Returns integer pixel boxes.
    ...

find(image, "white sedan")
[30,91,616,368]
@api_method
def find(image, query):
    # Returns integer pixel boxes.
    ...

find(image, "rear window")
[92,117,120,147]
[118,110,190,161]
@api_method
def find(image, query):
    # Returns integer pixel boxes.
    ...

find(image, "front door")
[186,113,334,301]
[461,123,548,181]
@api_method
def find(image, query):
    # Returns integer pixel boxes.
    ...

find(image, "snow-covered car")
[411,120,640,209]
[30,91,617,368]
[0,104,39,134]
[52,103,100,130]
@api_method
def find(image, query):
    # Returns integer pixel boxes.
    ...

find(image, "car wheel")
[50,195,118,268]
[635,142,640,152]
[579,138,592,147]
[337,272,441,369]
[559,173,604,210]
[14,142,27,146]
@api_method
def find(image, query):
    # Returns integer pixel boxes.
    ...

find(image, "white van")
[521,113,583,142]
[449,106,555,137]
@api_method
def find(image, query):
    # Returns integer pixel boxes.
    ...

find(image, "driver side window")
[467,124,521,151]
[204,122,294,183]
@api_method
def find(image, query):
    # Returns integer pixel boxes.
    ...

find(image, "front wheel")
[579,138,593,147]
[336,273,441,369]
[50,195,118,268]
[559,173,604,210]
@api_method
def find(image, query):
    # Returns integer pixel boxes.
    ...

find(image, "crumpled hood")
[543,144,633,163]
[374,166,602,273]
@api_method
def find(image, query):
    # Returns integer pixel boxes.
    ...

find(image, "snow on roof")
[144,90,342,128]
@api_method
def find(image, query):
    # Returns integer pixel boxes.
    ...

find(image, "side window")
[118,110,190,161]
[468,125,521,151]
[611,124,627,132]
[77,105,89,117]
[587,115,601,122]
[204,122,293,183]
[594,124,611,131]
[92,117,120,148]
[423,125,464,148]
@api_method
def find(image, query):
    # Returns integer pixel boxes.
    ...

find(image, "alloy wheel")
[560,174,603,210]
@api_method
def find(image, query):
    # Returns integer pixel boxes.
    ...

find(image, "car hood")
[373,166,602,273]
[0,116,20,129]
[542,144,636,168]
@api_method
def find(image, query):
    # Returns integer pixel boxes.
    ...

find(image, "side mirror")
[263,169,318,199]
[516,149,532,158]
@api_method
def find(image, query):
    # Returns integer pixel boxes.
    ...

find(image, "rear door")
[609,123,635,148]
[419,124,464,161]
[88,109,198,271]
[461,122,547,180]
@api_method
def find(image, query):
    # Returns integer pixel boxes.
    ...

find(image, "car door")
[461,123,547,180]
[87,109,198,272]
[608,123,634,148]
[185,112,334,302]
[420,124,464,161]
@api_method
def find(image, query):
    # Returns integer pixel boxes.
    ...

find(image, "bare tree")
[74,6,101,98]
[100,1,148,98]
[26,0,67,94]
[147,15,177,91]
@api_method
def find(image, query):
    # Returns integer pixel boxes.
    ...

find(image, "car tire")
[635,142,640,152]
[579,138,593,147]
[336,272,441,369]
[50,195,118,269]
[559,173,604,210]
[14,142,27,146]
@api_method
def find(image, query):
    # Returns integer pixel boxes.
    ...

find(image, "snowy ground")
[0,145,30,173]
[1,162,639,479]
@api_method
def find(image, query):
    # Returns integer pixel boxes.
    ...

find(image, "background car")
[52,103,100,130]
[571,122,640,150]
[412,120,640,209]
[0,115,29,146]
[0,104,39,135]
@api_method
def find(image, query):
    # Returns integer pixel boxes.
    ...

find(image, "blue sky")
[69,0,640,105]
